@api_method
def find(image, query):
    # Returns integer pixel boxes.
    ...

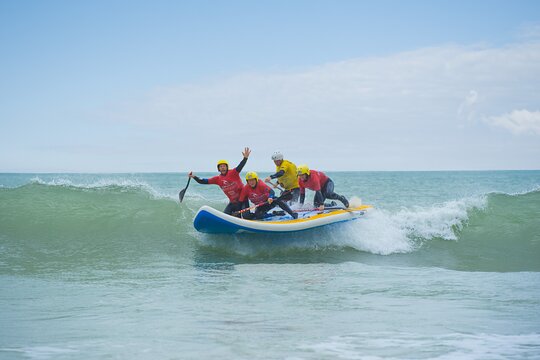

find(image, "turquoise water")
[1,171,539,359]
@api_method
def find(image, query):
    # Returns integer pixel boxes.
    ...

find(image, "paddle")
[178,173,191,203]
[294,206,347,212]
[234,190,291,215]
[265,179,285,192]
[235,200,269,215]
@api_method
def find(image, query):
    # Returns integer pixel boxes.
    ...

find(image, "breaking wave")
[1,180,539,272]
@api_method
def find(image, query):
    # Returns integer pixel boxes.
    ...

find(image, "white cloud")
[111,43,540,128]
[102,41,540,170]
[485,110,540,135]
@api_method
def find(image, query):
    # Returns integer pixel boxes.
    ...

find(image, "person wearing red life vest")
[297,164,349,210]
[239,171,297,220]
[189,147,250,216]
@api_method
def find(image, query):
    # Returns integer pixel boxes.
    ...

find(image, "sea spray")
[349,196,363,207]
[390,195,487,241]
[196,196,488,257]
[335,209,413,255]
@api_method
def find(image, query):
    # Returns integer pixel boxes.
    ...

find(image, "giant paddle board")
[193,205,372,234]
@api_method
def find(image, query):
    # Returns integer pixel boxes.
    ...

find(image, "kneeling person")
[240,172,298,220]
[297,165,349,209]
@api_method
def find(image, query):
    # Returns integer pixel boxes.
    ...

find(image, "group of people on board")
[189,147,350,220]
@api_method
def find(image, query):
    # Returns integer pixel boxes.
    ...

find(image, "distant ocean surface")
[1,171,539,359]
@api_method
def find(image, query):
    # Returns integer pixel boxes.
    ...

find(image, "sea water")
[1,171,539,359]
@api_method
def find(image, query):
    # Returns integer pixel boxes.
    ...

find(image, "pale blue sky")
[1,0,540,172]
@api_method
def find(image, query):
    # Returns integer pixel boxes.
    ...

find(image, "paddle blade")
[178,177,191,203]
[179,189,187,202]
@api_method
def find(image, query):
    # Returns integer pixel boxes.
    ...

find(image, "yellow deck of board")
[258,205,373,224]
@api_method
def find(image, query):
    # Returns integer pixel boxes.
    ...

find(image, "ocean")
[1,171,539,359]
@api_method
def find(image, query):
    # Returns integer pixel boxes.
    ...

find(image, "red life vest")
[298,170,329,194]
[208,169,244,202]
[239,180,272,205]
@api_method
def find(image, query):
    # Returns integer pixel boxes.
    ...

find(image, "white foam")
[501,184,540,196]
[390,196,487,241]
[29,176,175,201]
[297,195,486,255]
[0,346,78,360]
[349,196,363,207]
[300,332,540,360]
[335,209,414,255]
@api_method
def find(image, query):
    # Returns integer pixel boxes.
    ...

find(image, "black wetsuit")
[300,178,349,208]
[242,197,297,220]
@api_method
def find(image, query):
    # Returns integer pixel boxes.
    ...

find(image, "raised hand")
[242,147,251,158]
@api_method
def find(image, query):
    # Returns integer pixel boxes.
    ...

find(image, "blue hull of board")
[193,208,244,234]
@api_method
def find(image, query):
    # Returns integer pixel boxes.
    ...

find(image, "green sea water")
[1,171,539,359]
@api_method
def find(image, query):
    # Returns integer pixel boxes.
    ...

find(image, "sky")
[1,0,540,172]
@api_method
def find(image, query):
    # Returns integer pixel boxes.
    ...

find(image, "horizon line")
[1,169,540,174]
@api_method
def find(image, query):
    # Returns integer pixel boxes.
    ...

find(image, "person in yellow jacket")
[264,151,300,203]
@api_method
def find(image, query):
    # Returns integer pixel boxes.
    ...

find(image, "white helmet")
[271,151,284,161]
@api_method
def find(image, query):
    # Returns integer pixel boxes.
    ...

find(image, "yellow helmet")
[216,160,229,169]
[297,164,310,176]
[245,171,258,181]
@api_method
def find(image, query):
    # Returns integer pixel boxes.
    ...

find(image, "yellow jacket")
[275,160,299,190]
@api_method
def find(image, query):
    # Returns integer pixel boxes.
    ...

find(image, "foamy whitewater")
[1,171,539,359]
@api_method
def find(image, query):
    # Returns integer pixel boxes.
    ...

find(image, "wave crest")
[28,176,175,200]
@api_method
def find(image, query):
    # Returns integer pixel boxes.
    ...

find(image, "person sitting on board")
[297,164,350,210]
[264,151,300,204]
[240,171,298,220]
[189,147,251,217]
